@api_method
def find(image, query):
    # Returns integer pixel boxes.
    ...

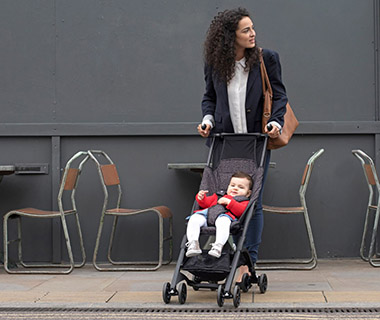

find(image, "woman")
[197,8,288,279]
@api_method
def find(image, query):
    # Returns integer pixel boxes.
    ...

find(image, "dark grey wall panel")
[53,0,375,124]
[54,0,206,123]
[0,1,56,123]
[1,0,375,125]
[252,0,375,122]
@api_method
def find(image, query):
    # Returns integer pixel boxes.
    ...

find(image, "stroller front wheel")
[178,282,187,304]
[233,285,241,308]
[217,284,225,307]
[162,282,171,304]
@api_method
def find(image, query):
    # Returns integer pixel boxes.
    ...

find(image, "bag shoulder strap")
[259,49,273,119]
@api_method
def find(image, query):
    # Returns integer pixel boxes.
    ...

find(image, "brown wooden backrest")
[364,164,376,185]
[63,168,79,190]
[301,164,309,186]
[100,164,120,186]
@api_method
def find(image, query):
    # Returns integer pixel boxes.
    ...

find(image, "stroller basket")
[182,251,232,281]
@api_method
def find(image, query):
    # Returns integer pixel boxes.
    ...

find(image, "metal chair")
[3,151,90,274]
[259,148,324,270]
[352,149,380,267]
[88,150,173,271]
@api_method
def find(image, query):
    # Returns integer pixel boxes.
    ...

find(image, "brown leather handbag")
[260,53,299,149]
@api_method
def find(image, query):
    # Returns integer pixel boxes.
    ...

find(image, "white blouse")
[227,58,249,133]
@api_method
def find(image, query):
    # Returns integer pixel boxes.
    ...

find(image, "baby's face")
[226,177,252,197]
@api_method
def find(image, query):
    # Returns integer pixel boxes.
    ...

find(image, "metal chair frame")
[352,149,380,267]
[88,150,173,271]
[259,148,324,270]
[3,151,90,274]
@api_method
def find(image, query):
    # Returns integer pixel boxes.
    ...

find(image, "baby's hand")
[197,190,208,201]
[218,197,231,206]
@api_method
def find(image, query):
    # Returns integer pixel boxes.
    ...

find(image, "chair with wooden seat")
[3,151,90,274]
[88,150,173,271]
[259,148,324,270]
[352,149,380,267]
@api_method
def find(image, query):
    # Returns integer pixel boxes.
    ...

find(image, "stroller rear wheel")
[178,282,187,304]
[162,282,171,304]
[233,285,241,308]
[217,284,225,307]
[241,273,251,292]
[258,274,268,293]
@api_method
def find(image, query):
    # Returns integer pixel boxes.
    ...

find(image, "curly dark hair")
[204,8,260,83]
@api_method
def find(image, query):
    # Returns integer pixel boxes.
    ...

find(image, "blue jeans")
[242,150,271,263]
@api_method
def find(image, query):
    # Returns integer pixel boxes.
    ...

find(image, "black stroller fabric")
[182,134,266,279]
[182,252,232,281]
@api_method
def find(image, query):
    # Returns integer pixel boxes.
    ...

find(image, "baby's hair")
[231,171,253,190]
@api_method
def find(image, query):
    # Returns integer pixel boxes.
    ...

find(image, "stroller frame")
[163,133,268,307]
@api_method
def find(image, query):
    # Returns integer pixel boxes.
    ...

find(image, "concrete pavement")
[0,258,379,309]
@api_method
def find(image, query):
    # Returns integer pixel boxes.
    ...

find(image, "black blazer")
[201,48,288,134]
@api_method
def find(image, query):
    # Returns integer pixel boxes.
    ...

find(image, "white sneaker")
[186,240,202,257]
[208,243,223,258]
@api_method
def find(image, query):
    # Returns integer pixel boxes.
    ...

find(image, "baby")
[186,171,253,258]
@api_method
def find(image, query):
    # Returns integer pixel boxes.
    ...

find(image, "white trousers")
[186,214,231,245]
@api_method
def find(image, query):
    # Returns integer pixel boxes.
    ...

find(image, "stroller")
[162,133,268,307]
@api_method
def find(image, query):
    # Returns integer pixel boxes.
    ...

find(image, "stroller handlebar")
[213,132,268,138]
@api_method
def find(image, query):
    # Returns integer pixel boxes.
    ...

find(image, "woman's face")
[235,16,256,50]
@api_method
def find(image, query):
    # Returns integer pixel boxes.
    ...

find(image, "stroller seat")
[199,157,263,236]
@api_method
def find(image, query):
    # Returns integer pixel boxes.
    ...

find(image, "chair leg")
[302,207,318,269]
[257,208,317,271]
[369,206,380,267]
[59,215,75,274]
[107,215,119,264]
[360,206,372,262]
[92,211,107,271]
[73,212,86,268]
[4,213,75,274]
[17,216,25,267]
[157,214,164,270]
[94,211,173,271]
[3,213,11,273]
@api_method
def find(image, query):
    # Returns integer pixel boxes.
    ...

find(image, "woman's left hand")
[264,124,280,139]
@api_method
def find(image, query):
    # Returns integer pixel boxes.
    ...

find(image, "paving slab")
[0,292,46,303]
[31,277,117,292]
[254,291,325,303]
[38,292,115,303]
[324,292,380,303]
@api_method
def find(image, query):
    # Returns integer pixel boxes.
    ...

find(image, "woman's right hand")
[197,123,211,137]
